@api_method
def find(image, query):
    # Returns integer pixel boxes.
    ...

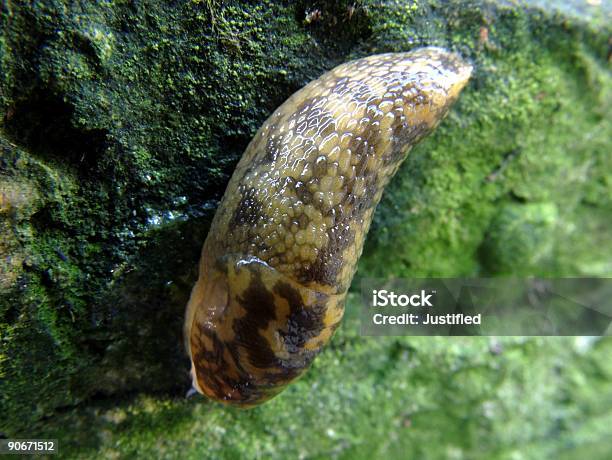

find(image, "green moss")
[0,0,610,455]
[359,4,611,279]
[31,312,612,459]
[479,202,558,274]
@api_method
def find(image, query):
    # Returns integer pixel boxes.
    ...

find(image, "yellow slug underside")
[185,47,472,406]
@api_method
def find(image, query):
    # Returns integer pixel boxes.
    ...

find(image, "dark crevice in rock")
[295,1,373,55]
[2,91,108,175]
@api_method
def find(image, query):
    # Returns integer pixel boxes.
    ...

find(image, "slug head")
[185,254,344,406]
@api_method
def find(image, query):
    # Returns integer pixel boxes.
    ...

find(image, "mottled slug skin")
[185,47,472,406]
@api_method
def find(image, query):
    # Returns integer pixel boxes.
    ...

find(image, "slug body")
[185,47,472,406]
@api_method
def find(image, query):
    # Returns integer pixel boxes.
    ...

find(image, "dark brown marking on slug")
[185,47,473,406]
[275,281,326,352]
[231,187,264,228]
[384,122,430,165]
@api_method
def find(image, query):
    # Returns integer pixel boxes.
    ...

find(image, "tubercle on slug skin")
[185,47,473,406]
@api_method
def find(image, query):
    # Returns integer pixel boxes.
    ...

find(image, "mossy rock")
[0,0,611,457]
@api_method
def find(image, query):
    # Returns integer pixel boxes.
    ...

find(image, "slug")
[185,47,472,406]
